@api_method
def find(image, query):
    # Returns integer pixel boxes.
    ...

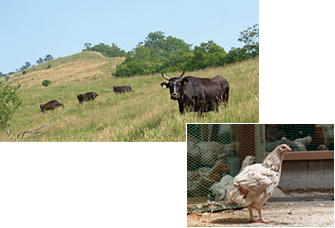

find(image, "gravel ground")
[187,200,334,227]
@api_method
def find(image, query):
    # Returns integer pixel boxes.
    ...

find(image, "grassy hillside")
[7,51,124,90]
[1,52,258,142]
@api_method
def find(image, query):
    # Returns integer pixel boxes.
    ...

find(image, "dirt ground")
[187,200,334,227]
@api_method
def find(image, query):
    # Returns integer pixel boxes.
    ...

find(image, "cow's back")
[40,100,63,112]
[183,76,229,111]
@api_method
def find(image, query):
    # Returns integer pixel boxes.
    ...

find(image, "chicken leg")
[255,207,274,223]
[247,206,255,222]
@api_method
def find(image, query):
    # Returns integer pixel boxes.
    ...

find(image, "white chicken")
[227,144,292,223]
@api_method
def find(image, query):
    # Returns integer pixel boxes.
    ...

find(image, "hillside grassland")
[1,52,258,142]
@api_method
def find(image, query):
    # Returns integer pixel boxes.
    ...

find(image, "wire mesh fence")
[187,124,334,213]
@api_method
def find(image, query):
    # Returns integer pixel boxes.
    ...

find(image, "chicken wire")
[187,124,266,213]
[187,124,334,213]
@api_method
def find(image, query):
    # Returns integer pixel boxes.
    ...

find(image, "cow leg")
[178,101,184,114]
[198,102,207,117]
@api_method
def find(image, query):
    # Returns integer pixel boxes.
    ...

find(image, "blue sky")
[0,0,259,73]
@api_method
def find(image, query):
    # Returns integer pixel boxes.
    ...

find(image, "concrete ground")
[187,188,334,227]
[187,200,334,227]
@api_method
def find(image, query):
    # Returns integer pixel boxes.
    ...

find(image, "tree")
[84,43,92,50]
[25,61,31,69]
[0,81,23,139]
[86,43,126,57]
[144,31,165,49]
[190,41,227,69]
[36,57,44,64]
[238,24,259,57]
[44,54,54,62]
[227,47,248,63]
[20,61,31,71]
[106,43,126,57]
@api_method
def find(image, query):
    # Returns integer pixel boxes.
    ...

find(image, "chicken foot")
[254,207,275,223]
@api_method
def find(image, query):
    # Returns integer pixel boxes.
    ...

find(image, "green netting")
[187,124,334,213]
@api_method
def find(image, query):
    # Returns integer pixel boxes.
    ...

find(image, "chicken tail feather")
[227,184,251,206]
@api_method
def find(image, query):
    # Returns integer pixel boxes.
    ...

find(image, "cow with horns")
[160,70,229,116]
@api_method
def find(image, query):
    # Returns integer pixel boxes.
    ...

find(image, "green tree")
[84,43,92,50]
[36,57,44,64]
[44,54,54,62]
[113,31,193,77]
[144,31,166,50]
[0,81,23,139]
[189,41,227,69]
[226,47,246,63]
[86,43,126,57]
[238,24,259,57]
[20,61,31,71]
[106,43,127,57]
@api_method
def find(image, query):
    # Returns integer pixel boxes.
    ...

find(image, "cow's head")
[160,70,187,100]
[92,92,99,99]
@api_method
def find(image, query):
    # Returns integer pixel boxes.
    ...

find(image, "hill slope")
[1,53,258,142]
[7,51,125,90]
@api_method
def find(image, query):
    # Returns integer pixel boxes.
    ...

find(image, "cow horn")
[178,70,185,79]
[161,72,170,81]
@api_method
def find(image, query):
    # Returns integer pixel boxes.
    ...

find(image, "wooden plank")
[283,151,334,161]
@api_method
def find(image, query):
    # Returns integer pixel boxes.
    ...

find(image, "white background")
[1,1,335,227]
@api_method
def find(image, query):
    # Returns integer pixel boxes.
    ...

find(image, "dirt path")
[187,200,334,227]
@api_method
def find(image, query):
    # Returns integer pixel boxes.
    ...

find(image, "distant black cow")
[40,100,65,112]
[113,86,134,94]
[77,92,99,104]
[160,70,229,116]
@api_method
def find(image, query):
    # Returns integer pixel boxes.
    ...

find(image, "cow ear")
[160,82,168,88]
[181,79,188,86]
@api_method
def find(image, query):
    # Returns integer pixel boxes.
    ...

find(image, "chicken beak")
[284,145,292,153]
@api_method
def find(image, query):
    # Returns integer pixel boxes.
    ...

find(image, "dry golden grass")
[7,51,124,89]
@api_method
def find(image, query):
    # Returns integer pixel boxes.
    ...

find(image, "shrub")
[0,81,23,139]
[42,80,52,87]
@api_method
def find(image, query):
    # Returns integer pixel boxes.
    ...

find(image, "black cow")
[77,92,99,104]
[40,100,65,112]
[160,70,229,116]
[113,86,134,94]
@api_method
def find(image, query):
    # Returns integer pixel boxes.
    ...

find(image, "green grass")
[1,52,258,142]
